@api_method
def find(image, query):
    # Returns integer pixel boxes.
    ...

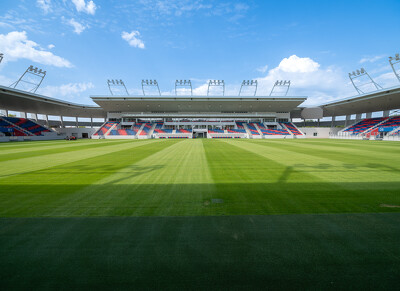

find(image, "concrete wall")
[298,127,341,138]
[57,127,98,138]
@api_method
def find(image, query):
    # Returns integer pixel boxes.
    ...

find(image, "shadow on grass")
[0,213,399,290]
[1,181,400,217]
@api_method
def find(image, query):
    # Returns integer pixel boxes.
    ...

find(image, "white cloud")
[271,55,320,73]
[256,55,352,105]
[67,18,87,34]
[359,55,386,64]
[48,44,55,49]
[256,64,268,73]
[37,0,52,13]
[71,0,97,15]
[121,31,145,49]
[0,31,72,68]
[38,82,94,98]
[192,82,209,95]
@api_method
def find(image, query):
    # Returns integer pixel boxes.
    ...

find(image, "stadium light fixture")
[175,79,192,96]
[239,80,258,96]
[270,80,291,96]
[9,65,47,93]
[141,79,161,96]
[107,79,129,95]
[348,67,382,94]
[389,53,400,83]
[0,53,3,64]
[207,80,225,96]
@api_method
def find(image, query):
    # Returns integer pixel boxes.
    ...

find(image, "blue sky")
[0,0,400,106]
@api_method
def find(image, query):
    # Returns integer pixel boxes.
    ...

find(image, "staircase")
[105,123,118,136]
[136,123,146,136]
[243,123,252,138]
[148,123,157,137]
[254,123,264,136]
[279,123,293,136]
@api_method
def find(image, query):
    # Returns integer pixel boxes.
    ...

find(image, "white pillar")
[366,112,372,119]
[355,113,362,122]
[76,117,79,127]
[90,118,93,128]
[383,110,390,117]
[331,116,336,128]
[60,116,64,128]
[45,115,49,128]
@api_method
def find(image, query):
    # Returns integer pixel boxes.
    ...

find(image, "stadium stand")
[0,117,51,136]
[343,117,387,135]
[227,129,246,133]
[208,129,225,134]
[378,116,400,129]
[236,122,245,129]
[140,123,153,135]
[94,121,118,136]
[246,123,260,135]
[283,122,303,135]
[177,128,192,133]
[154,128,173,134]
[260,128,290,135]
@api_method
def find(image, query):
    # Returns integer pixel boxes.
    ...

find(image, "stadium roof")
[90,95,307,114]
[319,85,400,117]
[0,85,106,118]
[2,83,400,119]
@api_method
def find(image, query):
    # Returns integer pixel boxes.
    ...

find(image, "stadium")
[1,1,400,289]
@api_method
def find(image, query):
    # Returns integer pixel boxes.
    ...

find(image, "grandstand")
[0,74,400,142]
[0,116,54,137]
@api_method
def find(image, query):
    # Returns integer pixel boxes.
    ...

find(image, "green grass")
[0,138,399,289]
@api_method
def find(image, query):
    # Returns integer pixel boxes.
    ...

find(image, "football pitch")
[0,138,399,289]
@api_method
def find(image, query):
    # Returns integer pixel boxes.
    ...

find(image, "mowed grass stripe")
[249,138,400,161]
[0,140,181,217]
[0,139,69,148]
[0,139,158,178]
[0,140,135,162]
[0,139,399,217]
[0,139,129,156]
[291,138,400,151]
[97,139,214,185]
[226,139,400,183]
[45,139,216,216]
[206,139,400,215]
[246,139,400,181]
[203,139,349,214]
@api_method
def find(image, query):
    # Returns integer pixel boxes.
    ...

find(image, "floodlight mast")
[389,53,400,83]
[207,80,225,96]
[239,80,258,96]
[0,53,3,64]
[348,67,382,95]
[175,79,192,96]
[9,65,47,93]
[107,79,129,95]
[141,79,161,96]
[269,80,291,96]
